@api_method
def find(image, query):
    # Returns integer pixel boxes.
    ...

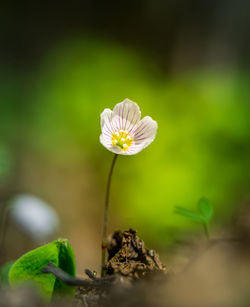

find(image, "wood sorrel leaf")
[198,197,213,222]
[8,238,76,300]
[174,206,205,223]
[53,239,76,296]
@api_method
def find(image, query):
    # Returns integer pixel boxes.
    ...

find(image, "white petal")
[127,116,158,154]
[112,98,141,131]
[100,108,115,135]
[100,133,112,148]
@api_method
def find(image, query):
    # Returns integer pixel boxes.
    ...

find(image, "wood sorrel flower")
[100,98,157,155]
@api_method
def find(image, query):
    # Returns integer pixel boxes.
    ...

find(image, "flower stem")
[101,153,118,277]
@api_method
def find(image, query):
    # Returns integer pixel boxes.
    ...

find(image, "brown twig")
[42,263,115,288]
[84,269,97,280]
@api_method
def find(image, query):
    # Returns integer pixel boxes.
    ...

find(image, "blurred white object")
[10,195,59,241]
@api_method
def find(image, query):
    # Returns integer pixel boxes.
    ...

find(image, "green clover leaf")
[174,197,214,240]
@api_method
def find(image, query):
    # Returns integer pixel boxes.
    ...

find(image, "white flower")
[10,194,59,241]
[100,98,158,155]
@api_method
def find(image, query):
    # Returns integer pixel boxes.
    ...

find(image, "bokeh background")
[0,0,249,274]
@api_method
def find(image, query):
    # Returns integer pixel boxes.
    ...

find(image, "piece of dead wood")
[105,229,167,279]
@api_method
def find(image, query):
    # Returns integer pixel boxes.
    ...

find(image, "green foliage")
[174,206,205,224]
[0,261,15,285]
[53,239,76,296]
[174,197,214,225]
[8,239,76,300]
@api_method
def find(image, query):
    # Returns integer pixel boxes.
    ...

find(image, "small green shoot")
[174,197,214,240]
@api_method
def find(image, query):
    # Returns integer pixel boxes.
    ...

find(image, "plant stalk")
[203,223,210,241]
[101,153,118,277]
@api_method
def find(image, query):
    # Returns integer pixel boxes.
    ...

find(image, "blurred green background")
[0,1,249,273]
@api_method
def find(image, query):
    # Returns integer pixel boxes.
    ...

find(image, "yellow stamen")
[111,130,133,151]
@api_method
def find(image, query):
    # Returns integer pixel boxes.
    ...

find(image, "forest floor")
[1,205,250,307]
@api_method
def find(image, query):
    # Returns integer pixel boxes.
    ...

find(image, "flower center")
[111,130,133,151]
